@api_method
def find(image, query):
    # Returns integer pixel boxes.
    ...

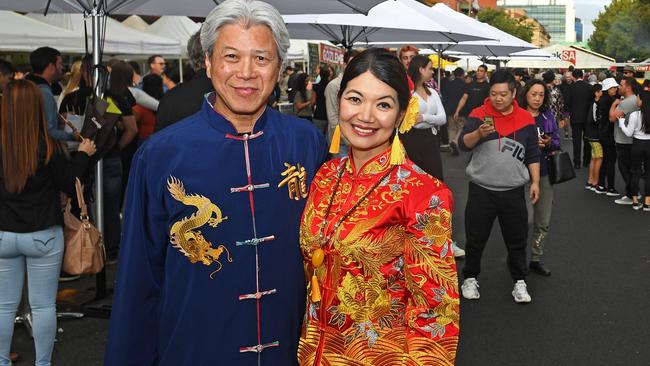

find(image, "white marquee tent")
[145,16,200,57]
[28,12,182,55]
[0,10,83,53]
[121,14,149,31]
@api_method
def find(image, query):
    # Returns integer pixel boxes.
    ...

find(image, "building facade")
[424,0,497,15]
[575,17,583,42]
[503,8,551,47]
[497,0,576,44]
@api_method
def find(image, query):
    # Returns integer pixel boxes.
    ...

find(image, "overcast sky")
[576,0,611,41]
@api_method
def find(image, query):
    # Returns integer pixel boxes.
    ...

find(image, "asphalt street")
[10,140,650,365]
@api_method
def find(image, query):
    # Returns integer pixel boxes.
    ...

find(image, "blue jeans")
[0,226,64,366]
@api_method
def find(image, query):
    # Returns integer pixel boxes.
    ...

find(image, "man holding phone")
[457,71,541,304]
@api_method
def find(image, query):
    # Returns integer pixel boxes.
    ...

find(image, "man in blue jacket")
[25,47,74,142]
[105,1,327,365]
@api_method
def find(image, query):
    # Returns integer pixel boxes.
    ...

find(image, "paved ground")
[10,141,650,365]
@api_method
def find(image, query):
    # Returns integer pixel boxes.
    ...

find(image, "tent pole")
[437,50,442,93]
[91,5,107,300]
[179,57,184,83]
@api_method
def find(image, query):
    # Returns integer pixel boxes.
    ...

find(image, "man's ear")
[204,52,211,79]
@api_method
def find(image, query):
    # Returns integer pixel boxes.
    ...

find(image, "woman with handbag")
[0,79,96,366]
[517,79,561,276]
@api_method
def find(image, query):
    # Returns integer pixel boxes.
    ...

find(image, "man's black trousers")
[462,182,528,281]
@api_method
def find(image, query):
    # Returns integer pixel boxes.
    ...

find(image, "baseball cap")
[601,77,619,90]
[623,65,635,73]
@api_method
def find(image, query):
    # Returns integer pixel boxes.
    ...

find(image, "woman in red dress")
[298,48,459,366]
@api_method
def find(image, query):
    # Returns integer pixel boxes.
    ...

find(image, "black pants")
[462,183,528,281]
[102,156,123,257]
[616,143,633,197]
[439,124,449,145]
[571,123,591,166]
[631,139,650,197]
[401,128,444,181]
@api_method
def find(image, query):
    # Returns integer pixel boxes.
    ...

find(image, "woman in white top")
[401,55,447,180]
[618,90,650,211]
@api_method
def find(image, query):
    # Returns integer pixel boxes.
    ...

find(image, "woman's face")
[419,61,434,83]
[339,71,403,158]
[526,84,545,112]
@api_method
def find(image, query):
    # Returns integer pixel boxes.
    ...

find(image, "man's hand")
[416,113,423,123]
[453,111,460,120]
[530,182,540,205]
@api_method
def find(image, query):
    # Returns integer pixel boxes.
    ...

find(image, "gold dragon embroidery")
[167,176,232,279]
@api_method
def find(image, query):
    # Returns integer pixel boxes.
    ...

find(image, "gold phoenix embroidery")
[167,176,232,279]
[278,162,308,200]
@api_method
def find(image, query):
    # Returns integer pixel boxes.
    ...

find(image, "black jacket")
[155,70,214,132]
[0,140,90,233]
[566,80,593,124]
[597,94,616,146]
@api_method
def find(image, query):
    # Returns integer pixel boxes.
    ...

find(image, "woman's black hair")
[407,55,432,96]
[142,74,164,101]
[319,66,331,86]
[338,48,410,113]
[294,72,308,102]
[639,90,650,134]
[108,61,133,97]
[516,79,550,112]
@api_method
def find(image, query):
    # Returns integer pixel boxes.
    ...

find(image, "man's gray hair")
[200,0,290,68]
[187,30,205,71]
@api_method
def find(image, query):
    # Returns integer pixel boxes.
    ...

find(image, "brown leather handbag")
[62,178,105,275]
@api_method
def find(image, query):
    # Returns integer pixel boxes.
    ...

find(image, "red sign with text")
[319,44,344,65]
[561,50,577,65]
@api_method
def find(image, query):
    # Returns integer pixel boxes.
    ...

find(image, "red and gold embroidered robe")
[298,149,459,366]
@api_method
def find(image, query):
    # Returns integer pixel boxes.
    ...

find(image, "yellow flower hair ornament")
[390,95,419,165]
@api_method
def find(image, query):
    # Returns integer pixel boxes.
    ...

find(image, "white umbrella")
[0,0,386,16]
[360,2,536,57]
[284,0,492,48]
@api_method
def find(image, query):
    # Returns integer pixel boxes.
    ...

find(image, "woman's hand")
[78,138,97,156]
[538,134,551,149]
[476,122,495,138]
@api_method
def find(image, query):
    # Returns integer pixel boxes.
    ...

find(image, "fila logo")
[501,140,525,162]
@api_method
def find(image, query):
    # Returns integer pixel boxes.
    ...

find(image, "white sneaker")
[451,241,465,258]
[614,196,634,205]
[461,278,480,300]
[512,280,532,303]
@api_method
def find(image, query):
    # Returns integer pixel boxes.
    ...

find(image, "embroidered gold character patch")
[167,176,232,279]
[278,162,308,200]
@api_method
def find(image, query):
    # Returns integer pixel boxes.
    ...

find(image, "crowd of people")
[0,0,649,364]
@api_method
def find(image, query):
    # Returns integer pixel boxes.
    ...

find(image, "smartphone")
[483,116,494,127]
